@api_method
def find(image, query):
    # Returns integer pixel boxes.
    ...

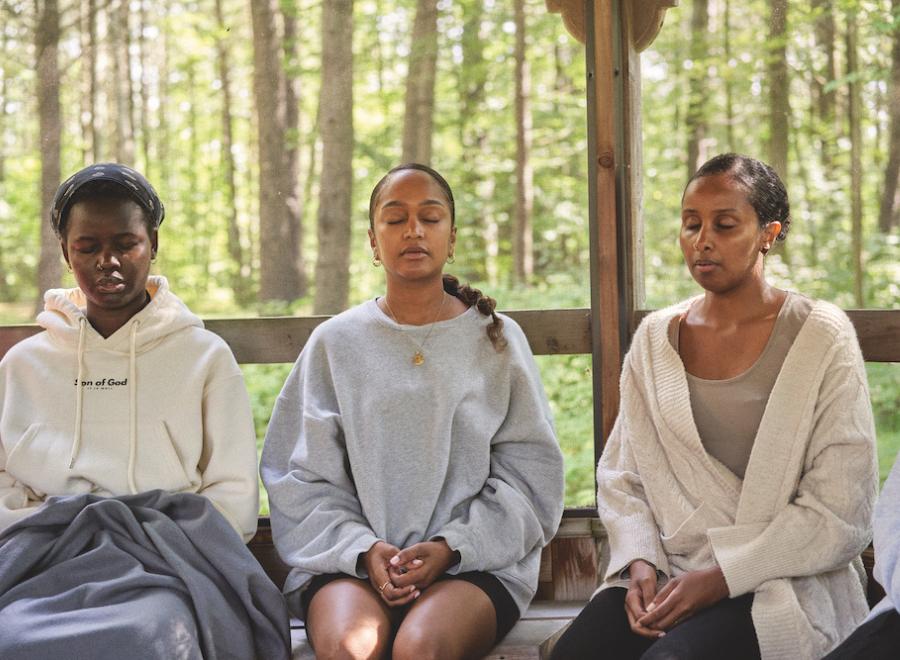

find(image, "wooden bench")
[2,307,897,657]
[0,310,599,659]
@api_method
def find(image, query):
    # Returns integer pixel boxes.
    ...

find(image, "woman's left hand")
[637,566,730,631]
[388,540,460,592]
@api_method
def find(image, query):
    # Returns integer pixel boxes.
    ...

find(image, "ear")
[150,229,159,258]
[368,228,377,251]
[449,226,457,248]
[764,221,781,245]
[60,239,70,267]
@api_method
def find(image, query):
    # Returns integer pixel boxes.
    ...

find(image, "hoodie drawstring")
[68,318,140,496]
[127,321,139,494]
[68,318,87,469]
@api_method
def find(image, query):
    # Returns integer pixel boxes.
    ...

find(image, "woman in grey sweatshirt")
[261,163,565,660]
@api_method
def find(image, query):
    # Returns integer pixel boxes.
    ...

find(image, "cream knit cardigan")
[597,298,878,660]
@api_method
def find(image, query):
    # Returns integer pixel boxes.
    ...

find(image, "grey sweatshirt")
[260,300,565,616]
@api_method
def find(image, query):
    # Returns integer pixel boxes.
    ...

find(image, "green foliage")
[1,0,898,511]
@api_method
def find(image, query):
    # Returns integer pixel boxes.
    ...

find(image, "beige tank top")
[668,292,813,479]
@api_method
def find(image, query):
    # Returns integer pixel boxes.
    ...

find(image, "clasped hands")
[624,559,730,638]
[364,539,459,607]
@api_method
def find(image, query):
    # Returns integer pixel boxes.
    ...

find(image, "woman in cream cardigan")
[551,154,878,660]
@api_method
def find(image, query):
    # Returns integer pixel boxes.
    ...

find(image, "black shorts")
[301,570,520,643]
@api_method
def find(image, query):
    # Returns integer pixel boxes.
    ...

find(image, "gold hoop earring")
[447,253,455,264]
[372,254,381,267]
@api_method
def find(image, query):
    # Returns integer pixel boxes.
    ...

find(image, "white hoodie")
[0,276,259,540]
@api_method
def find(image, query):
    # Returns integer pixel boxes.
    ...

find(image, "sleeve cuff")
[434,528,475,574]
[605,527,669,582]
[708,522,768,596]
[338,532,381,578]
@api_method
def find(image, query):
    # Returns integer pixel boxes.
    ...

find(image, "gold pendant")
[413,351,425,366]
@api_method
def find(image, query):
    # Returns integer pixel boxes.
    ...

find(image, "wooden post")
[585,0,624,463]
[549,0,674,459]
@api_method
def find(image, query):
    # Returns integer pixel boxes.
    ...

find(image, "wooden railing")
[1,306,898,603]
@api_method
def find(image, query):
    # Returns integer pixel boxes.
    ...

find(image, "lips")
[96,276,126,293]
[400,247,429,257]
[693,260,719,273]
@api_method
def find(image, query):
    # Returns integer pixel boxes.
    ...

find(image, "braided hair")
[442,274,506,352]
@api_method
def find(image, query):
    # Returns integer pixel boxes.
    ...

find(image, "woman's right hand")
[364,541,419,607]
[624,559,665,639]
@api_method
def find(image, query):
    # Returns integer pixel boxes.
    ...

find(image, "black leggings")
[822,610,900,659]
[550,587,760,660]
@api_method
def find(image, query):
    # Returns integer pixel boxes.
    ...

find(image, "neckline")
[368,297,476,330]
[680,291,793,384]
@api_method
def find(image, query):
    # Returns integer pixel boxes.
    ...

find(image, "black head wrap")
[51,163,165,237]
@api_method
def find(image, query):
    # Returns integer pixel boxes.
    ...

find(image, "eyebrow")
[381,199,446,209]
[681,207,739,214]
[71,231,141,240]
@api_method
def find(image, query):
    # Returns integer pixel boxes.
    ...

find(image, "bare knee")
[312,625,388,660]
[393,624,449,660]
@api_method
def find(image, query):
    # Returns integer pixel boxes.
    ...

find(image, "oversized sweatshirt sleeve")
[708,326,878,597]
[596,351,669,580]
[0,445,44,533]
[0,356,45,533]
[432,324,565,574]
[196,348,260,543]
[260,336,381,580]
[873,451,900,612]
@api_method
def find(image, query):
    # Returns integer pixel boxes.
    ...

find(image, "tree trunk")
[0,15,8,182]
[458,0,490,282]
[86,0,100,161]
[0,10,8,298]
[878,0,900,233]
[768,0,789,183]
[281,0,308,296]
[111,0,135,163]
[158,11,170,190]
[847,12,864,307]
[214,0,251,304]
[78,0,94,163]
[401,0,437,164]
[685,0,709,179]
[723,0,734,151]
[513,0,533,285]
[812,0,837,128]
[138,0,151,174]
[186,60,207,287]
[251,0,303,303]
[35,0,63,307]
[314,0,353,314]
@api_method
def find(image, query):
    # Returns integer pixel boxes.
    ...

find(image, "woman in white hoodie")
[550,154,878,660]
[0,163,288,659]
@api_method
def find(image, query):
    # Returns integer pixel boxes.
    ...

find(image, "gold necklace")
[381,293,447,366]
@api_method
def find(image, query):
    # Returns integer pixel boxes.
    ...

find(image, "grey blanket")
[0,490,290,660]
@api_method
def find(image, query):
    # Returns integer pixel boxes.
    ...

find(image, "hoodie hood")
[38,275,203,353]
[35,275,203,494]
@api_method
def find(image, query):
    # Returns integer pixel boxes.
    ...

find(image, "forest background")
[0,0,897,509]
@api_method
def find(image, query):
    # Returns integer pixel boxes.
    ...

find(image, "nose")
[693,225,713,251]
[97,249,121,271]
[403,218,424,238]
